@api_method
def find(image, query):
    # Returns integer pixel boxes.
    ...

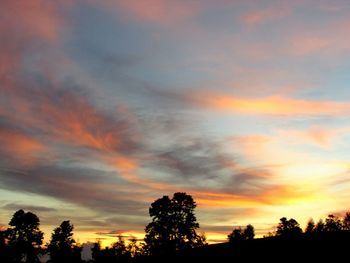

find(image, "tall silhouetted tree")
[7,209,44,263]
[276,217,302,237]
[343,212,350,230]
[48,220,81,263]
[325,214,342,231]
[144,192,201,256]
[305,218,315,233]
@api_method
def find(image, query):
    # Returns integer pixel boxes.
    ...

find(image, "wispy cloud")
[240,4,290,27]
[95,0,201,24]
[194,93,350,116]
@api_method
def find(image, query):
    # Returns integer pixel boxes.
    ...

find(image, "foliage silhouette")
[276,217,302,237]
[315,219,325,232]
[91,236,141,263]
[243,224,255,240]
[4,201,350,262]
[324,214,342,231]
[47,220,81,263]
[228,227,244,243]
[91,241,116,263]
[0,228,10,262]
[228,224,255,243]
[112,235,131,261]
[6,209,44,263]
[144,192,202,256]
[343,212,350,230]
[127,238,143,258]
[305,218,315,233]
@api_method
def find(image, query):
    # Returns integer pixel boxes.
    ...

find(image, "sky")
[1,0,350,246]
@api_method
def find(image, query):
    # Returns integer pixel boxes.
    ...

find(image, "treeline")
[227,213,350,243]
[1,192,350,262]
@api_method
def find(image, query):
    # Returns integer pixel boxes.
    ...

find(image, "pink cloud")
[0,0,66,78]
[0,0,63,42]
[287,17,350,56]
[0,127,46,166]
[240,5,290,26]
[97,0,201,24]
[289,34,332,56]
[276,126,350,148]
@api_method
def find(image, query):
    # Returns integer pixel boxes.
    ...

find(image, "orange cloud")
[196,93,350,116]
[0,128,45,165]
[194,184,316,208]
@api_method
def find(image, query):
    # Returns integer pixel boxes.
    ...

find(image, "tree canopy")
[276,217,302,237]
[144,192,204,255]
[47,220,81,263]
[6,209,44,263]
[228,224,255,243]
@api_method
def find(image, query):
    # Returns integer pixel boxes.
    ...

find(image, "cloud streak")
[194,93,350,116]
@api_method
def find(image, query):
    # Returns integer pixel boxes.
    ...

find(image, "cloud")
[286,17,350,56]
[151,139,231,180]
[240,5,290,26]
[194,93,350,116]
[96,0,201,24]
[2,203,57,213]
[0,126,46,166]
[0,0,64,77]
[288,34,332,56]
[276,126,350,148]
[0,165,148,216]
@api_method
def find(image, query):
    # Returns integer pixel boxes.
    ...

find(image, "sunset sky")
[2,0,350,246]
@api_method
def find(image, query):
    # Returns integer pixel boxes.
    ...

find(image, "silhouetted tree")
[47,220,81,263]
[276,217,302,237]
[243,224,255,240]
[305,218,315,233]
[325,214,342,232]
[127,238,143,258]
[228,227,244,243]
[112,235,131,261]
[228,224,255,243]
[194,232,208,247]
[0,228,10,263]
[91,241,103,263]
[315,219,325,232]
[91,243,117,263]
[343,212,350,230]
[7,209,44,263]
[144,192,201,255]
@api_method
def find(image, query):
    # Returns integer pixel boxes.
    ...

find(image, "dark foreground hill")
[135,231,350,263]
